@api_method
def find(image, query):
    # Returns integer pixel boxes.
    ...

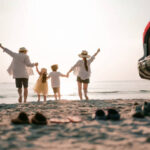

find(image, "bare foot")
[85,96,89,100]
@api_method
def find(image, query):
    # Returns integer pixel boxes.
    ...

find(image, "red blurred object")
[143,21,150,43]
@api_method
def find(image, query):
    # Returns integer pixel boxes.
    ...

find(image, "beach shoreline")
[0,99,150,150]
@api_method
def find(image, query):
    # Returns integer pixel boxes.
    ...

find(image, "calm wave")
[0,80,150,104]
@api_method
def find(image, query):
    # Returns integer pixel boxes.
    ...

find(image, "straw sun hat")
[19,47,28,53]
[78,50,90,58]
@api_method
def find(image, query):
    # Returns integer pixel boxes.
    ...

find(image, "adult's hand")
[0,43,2,48]
[0,43,5,50]
[93,48,100,57]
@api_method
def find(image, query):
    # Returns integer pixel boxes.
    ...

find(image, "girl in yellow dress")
[34,64,48,102]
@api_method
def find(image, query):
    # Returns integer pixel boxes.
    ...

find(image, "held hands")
[67,72,70,78]
[35,63,38,66]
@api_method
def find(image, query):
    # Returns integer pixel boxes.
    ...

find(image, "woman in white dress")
[67,48,100,100]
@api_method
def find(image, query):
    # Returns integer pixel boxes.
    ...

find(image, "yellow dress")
[34,75,48,95]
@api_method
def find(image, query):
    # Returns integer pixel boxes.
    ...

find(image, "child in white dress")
[48,64,68,100]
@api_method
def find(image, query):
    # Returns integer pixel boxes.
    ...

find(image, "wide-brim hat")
[78,50,90,58]
[19,47,28,53]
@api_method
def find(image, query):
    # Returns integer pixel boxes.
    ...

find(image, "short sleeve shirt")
[48,71,63,88]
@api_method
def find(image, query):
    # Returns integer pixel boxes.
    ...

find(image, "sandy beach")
[0,99,150,150]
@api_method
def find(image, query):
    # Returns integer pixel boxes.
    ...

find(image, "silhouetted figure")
[67,48,100,100]
[0,44,38,103]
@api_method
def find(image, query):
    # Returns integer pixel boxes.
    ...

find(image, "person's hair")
[83,58,88,71]
[51,64,58,71]
[42,73,47,83]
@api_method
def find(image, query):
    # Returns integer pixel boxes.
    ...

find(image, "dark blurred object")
[138,22,150,79]
[11,112,29,124]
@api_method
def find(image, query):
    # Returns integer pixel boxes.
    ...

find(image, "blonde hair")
[51,64,58,71]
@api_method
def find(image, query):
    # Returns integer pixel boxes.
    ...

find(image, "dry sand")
[0,99,150,150]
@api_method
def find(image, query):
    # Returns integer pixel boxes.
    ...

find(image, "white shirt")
[48,71,63,88]
[4,48,35,78]
[70,55,95,80]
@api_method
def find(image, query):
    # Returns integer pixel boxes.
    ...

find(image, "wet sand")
[0,99,150,150]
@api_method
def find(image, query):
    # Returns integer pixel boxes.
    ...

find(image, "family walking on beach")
[0,43,100,103]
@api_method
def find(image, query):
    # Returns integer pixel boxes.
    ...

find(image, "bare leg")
[77,82,82,100]
[54,93,57,100]
[58,88,61,100]
[24,88,28,103]
[83,83,89,100]
[38,94,40,102]
[43,95,47,102]
[18,88,22,103]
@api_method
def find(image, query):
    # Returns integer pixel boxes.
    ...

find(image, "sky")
[0,0,150,83]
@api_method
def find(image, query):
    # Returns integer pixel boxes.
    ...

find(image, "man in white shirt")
[0,43,38,103]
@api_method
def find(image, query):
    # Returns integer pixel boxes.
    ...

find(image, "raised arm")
[89,48,100,63]
[0,43,17,58]
[35,64,40,75]
[93,48,100,57]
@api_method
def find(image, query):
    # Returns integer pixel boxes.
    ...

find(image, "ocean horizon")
[0,80,150,104]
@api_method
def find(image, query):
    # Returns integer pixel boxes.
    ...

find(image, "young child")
[48,64,68,100]
[34,64,48,102]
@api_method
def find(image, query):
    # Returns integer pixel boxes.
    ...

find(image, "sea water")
[0,80,150,104]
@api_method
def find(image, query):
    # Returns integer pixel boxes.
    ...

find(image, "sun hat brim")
[19,47,28,52]
[78,54,90,58]
[19,50,27,52]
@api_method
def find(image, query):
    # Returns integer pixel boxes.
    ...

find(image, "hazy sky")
[0,0,150,83]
